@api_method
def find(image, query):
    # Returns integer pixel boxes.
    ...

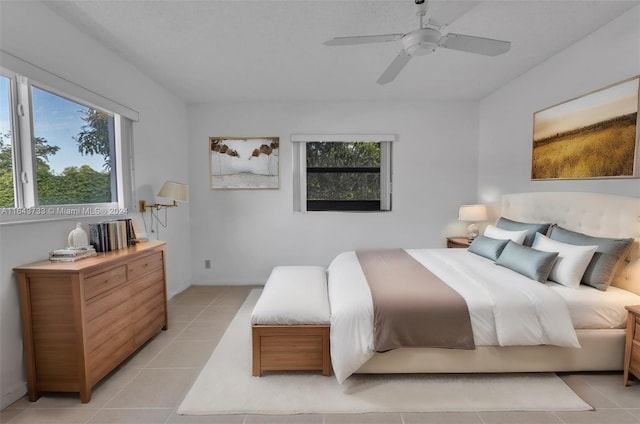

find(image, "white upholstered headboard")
[501,192,640,295]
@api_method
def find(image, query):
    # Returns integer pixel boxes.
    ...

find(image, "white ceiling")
[45,0,639,103]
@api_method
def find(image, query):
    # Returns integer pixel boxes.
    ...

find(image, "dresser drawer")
[131,268,164,299]
[86,311,133,355]
[630,340,640,374]
[133,292,165,326]
[87,326,135,386]
[635,318,640,342]
[127,252,163,280]
[85,281,130,323]
[134,307,166,347]
[86,296,132,343]
[132,280,166,344]
[84,266,126,301]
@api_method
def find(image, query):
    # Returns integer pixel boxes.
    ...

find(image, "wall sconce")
[139,181,189,232]
[458,204,488,241]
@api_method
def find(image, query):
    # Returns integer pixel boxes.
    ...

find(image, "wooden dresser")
[623,304,640,386]
[14,240,167,403]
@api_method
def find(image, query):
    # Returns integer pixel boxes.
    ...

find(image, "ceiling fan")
[323,0,511,85]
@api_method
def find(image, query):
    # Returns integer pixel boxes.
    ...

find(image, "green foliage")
[306,142,381,201]
[75,109,112,170]
[38,165,111,205]
[34,136,60,164]
[307,173,380,201]
[307,141,380,167]
[0,132,15,207]
[0,121,113,207]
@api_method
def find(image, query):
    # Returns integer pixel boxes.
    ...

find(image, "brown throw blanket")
[356,249,475,351]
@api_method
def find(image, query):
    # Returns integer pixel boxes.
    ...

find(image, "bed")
[327,192,640,383]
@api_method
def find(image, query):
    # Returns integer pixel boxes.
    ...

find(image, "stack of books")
[89,218,137,253]
[49,247,97,262]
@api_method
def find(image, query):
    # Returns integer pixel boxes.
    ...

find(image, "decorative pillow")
[496,217,552,247]
[548,225,634,291]
[496,241,559,283]
[531,233,597,289]
[468,235,510,261]
[484,225,528,245]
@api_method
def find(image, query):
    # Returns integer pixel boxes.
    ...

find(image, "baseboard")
[168,281,263,300]
[167,279,192,300]
[189,281,265,287]
[1,381,26,410]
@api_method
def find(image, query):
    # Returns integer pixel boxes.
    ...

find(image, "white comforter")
[327,248,581,383]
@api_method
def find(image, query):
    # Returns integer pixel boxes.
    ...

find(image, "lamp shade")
[157,181,189,203]
[458,204,487,222]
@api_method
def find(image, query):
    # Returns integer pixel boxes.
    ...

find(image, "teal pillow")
[496,241,559,283]
[496,217,552,247]
[468,235,510,261]
[548,225,634,291]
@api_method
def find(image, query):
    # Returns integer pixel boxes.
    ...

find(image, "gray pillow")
[496,241,559,283]
[468,235,510,261]
[496,217,552,247]
[548,225,634,291]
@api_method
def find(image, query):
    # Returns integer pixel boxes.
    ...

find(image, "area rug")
[177,290,592,415]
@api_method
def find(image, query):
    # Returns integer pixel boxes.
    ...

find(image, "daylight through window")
[31,86,117,205]
[293,135,392,212]
[0,74,15,208]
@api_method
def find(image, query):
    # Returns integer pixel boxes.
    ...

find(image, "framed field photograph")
[210,137,279,189]
[531,76,639,180]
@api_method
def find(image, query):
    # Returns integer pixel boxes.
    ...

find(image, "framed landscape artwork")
[210,137,279,189]
[531,76,639,180]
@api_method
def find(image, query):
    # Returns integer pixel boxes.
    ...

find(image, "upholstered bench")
[250,266,331,376]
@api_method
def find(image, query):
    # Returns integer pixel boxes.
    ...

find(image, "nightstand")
[623,305,640,386]
[447,237,471,249]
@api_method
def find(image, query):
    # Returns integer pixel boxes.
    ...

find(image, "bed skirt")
[356,329,624,373]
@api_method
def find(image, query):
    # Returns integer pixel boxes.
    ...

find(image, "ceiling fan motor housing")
[402,28,441,56]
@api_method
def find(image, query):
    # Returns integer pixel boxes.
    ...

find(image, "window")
[0,54,138,223]
[293,135,393,212]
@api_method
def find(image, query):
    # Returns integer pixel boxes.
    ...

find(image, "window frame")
[0,69,21,208]
[28,81,120,205]
[292,134,393,212]
[0,53,138,225]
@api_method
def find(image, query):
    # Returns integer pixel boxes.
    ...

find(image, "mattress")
[547,281,640,329]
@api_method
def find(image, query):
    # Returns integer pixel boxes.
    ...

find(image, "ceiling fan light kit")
[324,0,511,84]
[402,28,439,56]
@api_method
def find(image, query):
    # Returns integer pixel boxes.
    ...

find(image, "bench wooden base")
[252,325,331,376]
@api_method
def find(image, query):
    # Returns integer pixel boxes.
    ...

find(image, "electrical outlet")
[204,259,211,269]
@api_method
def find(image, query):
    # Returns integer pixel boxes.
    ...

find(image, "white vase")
[68,223,89,248]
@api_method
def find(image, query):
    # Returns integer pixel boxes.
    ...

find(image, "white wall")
[478,6,640,214]
[0,2,191,408]
[187,101,479,284]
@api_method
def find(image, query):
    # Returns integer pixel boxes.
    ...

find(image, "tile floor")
[1,285,639,424]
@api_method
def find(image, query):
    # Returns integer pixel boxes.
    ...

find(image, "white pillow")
[484,225,528,244]
[531,233,597,289]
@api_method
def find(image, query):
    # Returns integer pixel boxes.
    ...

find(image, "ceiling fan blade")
[323,33,403,46]
[377,50,412,85]
[440,33,511,56]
